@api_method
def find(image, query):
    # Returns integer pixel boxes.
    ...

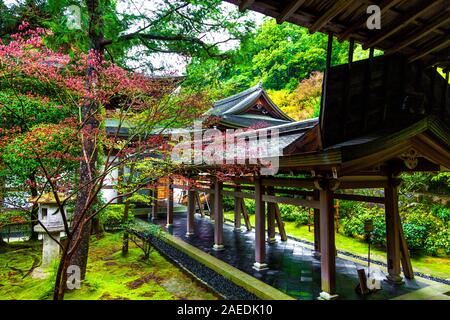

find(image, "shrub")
[402,223,428,250]
[425,229,450,256]
[244,199,255,215]
[222,196,235,212]
[99,204,134,230]
[432,205,450,224]
[279,204,310,225]
[341,209,386,246]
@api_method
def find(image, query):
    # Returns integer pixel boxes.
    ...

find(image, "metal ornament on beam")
[314,178,340,191]
[400,148,421,170]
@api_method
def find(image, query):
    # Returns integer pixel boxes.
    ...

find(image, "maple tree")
[0,23,209,299]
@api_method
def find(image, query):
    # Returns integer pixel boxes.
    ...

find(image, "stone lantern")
[29,193,68,277]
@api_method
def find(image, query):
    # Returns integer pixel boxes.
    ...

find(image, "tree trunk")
[67,0,104,283]
[29,173,39,240]
[122,203,130,256]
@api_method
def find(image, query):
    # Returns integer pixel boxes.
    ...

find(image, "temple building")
[203,84,295,129]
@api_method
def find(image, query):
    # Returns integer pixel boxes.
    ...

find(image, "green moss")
[0,232,218,300]
[224,211,450,279]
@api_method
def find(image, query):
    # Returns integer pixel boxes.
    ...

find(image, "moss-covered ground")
[0,232,219,300]
[224,212,450,280]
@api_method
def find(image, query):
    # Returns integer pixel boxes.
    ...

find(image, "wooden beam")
[363,1,443,50]
[348,38,355,64]
[195,192,204,217]
[338,0,404,41]
[213,178,224,251]
[240,200,252,231]
[253,177,268,270]
[263,194,321,209]
[443,71,449,115]
[313,190,320,256]
[334,193,385,204]
[277,0,307,24]
[187,189,195,236]
[166,177,174,227]
[320,33,334,139]
[309,0,353,33]
[234,185,242,231]
[384,178,403,284]
[386,12,450,55]
[222,190,255,199]
[399,221,414,280]
[319,186,337,296]
[409,38,450,63]
[274,203,287,242]
[267,186,276,243]
[239,0,254,11]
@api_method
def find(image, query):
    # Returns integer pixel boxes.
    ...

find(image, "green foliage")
[99,205,134,229]
[278,204,309,226]
[425,229,450,256]
[184,19,350,101]
[432,205,450,224]
[244,199,255,215]
[341,207,386,246]
[222,196,235,212]
[0,210,29,227]
[402,223,428,250]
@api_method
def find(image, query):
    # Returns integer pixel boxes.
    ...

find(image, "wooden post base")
[318,292,339,300]
[267,237,277,244]
[386,274,404,285]
[213,244,225,251]
[252,262,268,271]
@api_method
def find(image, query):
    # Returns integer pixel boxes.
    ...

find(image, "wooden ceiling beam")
[338,0,403,41]
[277,0,307,24]
[409,38,450,63]
[309,0,354,33]
[239,0,255,11]
[363,0,443,49]
[386,11,450,55]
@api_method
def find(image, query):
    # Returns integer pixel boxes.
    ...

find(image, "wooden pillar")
[319,184,337,297]
[209,182,215,220]
[253,177,268,270]
[186,188,195,237]
[213,178,224,251]
[241,200,252,231]
[151,184,158,222]
[313,189,321,257]
[319,33,334,131]
[267,186,276,243]
[166,177,174,228]
[274,204,287,242]
[348,38,355,64]
[234,185,242,231]
[442,71,449,115]
[384,178,403,284]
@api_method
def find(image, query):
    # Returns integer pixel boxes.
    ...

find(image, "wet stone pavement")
[150,212,428,300]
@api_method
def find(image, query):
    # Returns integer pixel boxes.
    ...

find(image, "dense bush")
[402,223,428,250]
[279,204,310,226]
[99,204,134,230]
[341,208,386,246]
[425,229,450,256]
[244,199,255,215]
[222,196,235,212]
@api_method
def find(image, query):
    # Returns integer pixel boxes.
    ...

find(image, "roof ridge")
[214,83,263,107]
